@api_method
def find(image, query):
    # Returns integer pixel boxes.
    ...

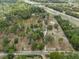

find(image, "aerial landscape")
[0,0,79,59]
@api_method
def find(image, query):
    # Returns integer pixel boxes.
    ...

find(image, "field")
[0,0,79,59]
[0,2,74,53]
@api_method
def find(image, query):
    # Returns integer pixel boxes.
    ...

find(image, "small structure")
[50,21,55,25]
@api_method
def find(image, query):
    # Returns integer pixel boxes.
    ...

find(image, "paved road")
[0,51,73,56]
[44,7,79,27]
[0,51,48,56]
[24,0,79,27]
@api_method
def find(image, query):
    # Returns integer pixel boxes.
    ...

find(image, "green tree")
[3,36,9,47]
[44,35,54,44]
[14,38,18,44]
[47,25,53,30]
[3,54,14,59]
[32,43,44,50]
[50,52,64,59]
[54,23,59,30]
[16,55,27,59]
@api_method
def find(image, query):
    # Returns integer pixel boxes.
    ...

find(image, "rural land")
[0,0,79,59]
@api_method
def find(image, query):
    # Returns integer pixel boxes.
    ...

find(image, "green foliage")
[52,6,63,12]
[5,3,32,20]
[72,7,79,12]
[0,20,9,32]
[3,54,14,59]
[0,2,45,33]
[30,0,68,3]
[54,23,59,30]
[5,3,45,21]
[66,11,79,18]
[32,43,44,50]
[14,38,18,44]
[44,35,54,44]
[16,55,27,59]
[4,45,16,53]
[54,16,79,50]
[2,36,10,47]
[50,52,64,59]
[2,36,16,53]
[50,52,79,59]
[10,24,20,34]
[31,6,45,13]
[28,28,44,41]
[47,4,79,18]
[47,25,53,30]
[0,2,46,53]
